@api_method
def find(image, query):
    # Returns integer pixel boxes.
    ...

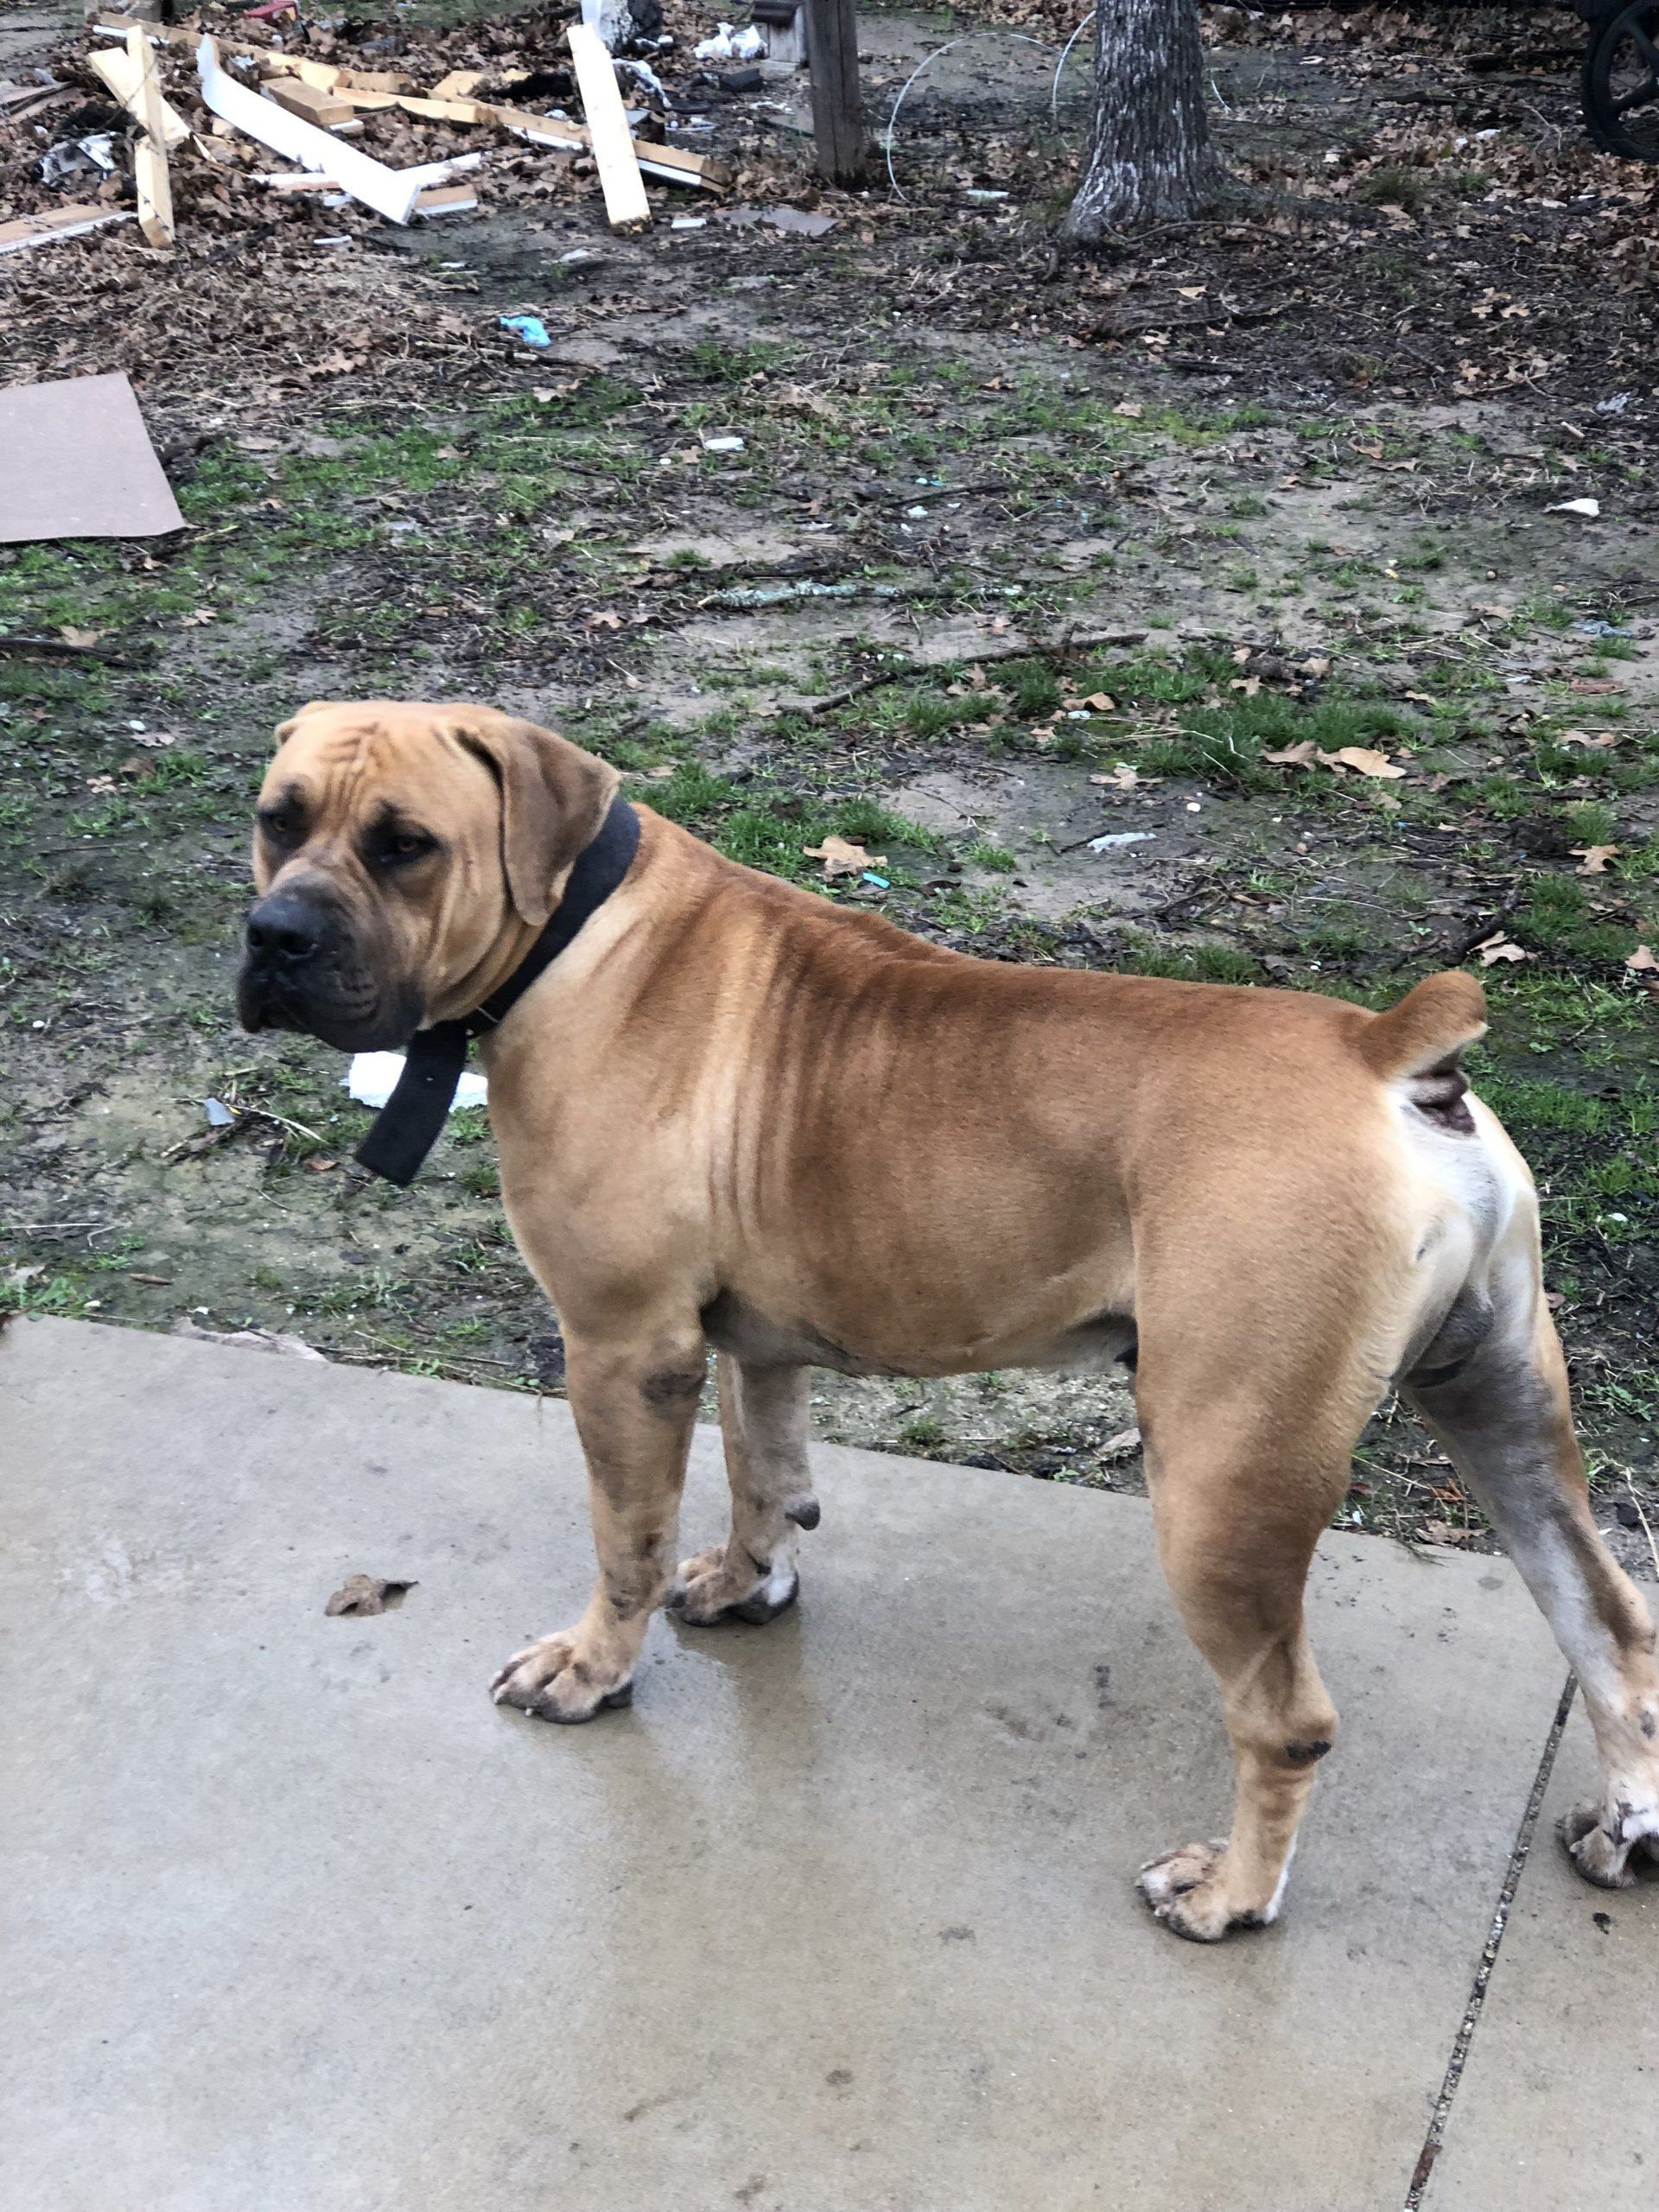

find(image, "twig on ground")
[1630,1491,1659,1584]
[803,626,1148,716]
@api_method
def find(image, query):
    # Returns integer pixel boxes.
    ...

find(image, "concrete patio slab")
[1426,1701,1659,2212]
[0,1317,1574,2212]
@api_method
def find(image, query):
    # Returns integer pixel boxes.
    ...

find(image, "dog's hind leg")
[492,1317,704,1721]
[1404,1205,1659,1888]
[1135,1419,1355,1942]
[671,1356,814,1626]
[1128,1239,1388,1941]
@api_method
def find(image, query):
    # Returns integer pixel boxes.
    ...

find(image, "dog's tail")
[1357,970,1488,1082]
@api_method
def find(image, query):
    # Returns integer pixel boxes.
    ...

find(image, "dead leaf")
[1113,400,1143,418]
[127,730,175,750]
[1557,729,1621,750]
[325,1573,416,1618]
[1263,741,1319,766]
[1090,765,1140,791]
[1326,747,1406,779]
[1421,1521,1470,1547]
[1080,691,1116,711]
[1569,678,1622,695]
[183,607,216,626]
[1477,934,1534,966]
[1230,675,1262,697]
[1300,656,1332,678]
[804,835,886,880]
[59,624,101,647]
[1572,845,1620,875]
[778,381,841,423]
[1625,945,1659,972]
[586,610,623,630]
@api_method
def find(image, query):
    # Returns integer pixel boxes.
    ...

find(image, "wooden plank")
[804,0,868,185]
[264,77,355,129]
[565,22,650,230]
[429,70,485,101]
[126,24,175,248]
[0,205,130,257]
[388,92,488,122]
[194,34,426,225]
[260,57,413,93]
[413,182,478,215]
[86,48,190,148]
[259,153,480,196]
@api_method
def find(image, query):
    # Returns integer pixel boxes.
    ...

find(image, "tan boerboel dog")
[238,701,1659,1941]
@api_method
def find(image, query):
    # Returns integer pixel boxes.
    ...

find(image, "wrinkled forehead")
[261,707,487,821]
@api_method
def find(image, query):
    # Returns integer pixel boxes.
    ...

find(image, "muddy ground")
[2,3,1656,1575]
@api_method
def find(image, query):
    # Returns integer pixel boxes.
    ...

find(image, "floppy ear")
[454,711,621,927]
[272,701,335,750]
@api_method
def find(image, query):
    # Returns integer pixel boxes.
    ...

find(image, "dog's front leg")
[492,1322,703,1722]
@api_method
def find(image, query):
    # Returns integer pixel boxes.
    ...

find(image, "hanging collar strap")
[355,796,640,1187]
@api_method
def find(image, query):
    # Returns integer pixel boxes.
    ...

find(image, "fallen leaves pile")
[0,0,740,416]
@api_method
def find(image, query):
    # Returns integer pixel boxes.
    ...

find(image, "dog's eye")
[377,829,435,867]
[257,806,302,846]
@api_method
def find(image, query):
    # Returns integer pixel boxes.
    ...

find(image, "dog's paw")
[1137,1839,1276,1942]
[668,1544,798,1627]
[1559,1797,1659,1889]
[490,1632,634,1724]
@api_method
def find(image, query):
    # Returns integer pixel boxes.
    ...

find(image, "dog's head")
[237,701,619,1051]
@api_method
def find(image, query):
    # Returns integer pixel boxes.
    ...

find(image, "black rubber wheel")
[1582,1,1659,160]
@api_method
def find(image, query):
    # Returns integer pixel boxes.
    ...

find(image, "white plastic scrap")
[1087,831,1157,853]
[195,34,427,224]
[346,1053,488,1112]
[1546,498,1601,518]
[693,22,766,60]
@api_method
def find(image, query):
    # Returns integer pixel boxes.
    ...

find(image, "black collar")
[355,796,640,1186]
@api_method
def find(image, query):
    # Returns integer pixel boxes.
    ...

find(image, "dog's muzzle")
[238,887,416,1052]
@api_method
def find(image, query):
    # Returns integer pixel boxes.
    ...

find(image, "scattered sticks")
[804,627,1149,716]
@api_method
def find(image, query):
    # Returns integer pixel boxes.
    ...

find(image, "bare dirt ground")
[2,3,1656,1575]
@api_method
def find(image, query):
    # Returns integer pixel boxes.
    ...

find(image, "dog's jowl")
[241,701,1659,1942]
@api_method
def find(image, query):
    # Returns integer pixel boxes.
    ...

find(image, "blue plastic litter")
[1573,619,1631,638]
[861,872,890,889]
[500,315,552,349]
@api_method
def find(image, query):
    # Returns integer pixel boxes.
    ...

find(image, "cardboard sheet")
[0,373,184,543]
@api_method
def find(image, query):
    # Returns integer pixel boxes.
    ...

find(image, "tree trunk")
[1061,0,1219,243]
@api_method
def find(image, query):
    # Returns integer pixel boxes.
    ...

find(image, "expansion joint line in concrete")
[1401,1671,1578,2209]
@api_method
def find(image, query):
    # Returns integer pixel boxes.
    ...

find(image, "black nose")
[245,891,323,966]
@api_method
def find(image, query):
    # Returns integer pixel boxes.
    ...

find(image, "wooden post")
[804,0,867,186]
[125,22,175,248]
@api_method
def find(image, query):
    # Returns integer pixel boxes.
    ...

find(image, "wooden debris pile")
[0,2,730,257]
